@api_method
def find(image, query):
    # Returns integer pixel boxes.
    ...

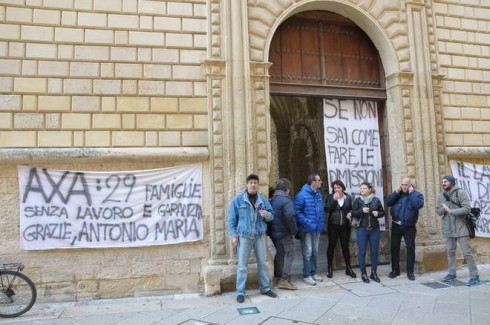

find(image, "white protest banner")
[18,164,203,250]
[323,98,385,229]
[450,160,490,238]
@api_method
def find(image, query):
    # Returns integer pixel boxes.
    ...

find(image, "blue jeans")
[301,232,321,278]
[236,235,271,296]
[356,227,380,270]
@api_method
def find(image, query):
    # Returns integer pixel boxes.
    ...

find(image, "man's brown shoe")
[278,279,298,290]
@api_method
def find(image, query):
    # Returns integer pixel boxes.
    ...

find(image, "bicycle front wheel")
[0,270,37,318]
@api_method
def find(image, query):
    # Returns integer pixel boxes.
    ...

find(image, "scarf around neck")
[361,193,375,206]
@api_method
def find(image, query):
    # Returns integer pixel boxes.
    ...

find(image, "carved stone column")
[202,0,236,295]
[202,59,236,295]
[203,0,266,295]
[405,1,447,272]
[250,62,273,189]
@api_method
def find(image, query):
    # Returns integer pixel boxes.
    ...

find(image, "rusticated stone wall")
[0,0,211,301]
[0,0,208,148]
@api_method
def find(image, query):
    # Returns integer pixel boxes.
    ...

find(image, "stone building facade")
[0,0,489,300]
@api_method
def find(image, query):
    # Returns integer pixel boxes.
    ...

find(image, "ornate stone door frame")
[250,0,446,271]
[203,1,446,295]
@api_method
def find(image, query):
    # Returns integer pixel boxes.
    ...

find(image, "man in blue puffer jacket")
[386,176,424,281]
[294,173,325,286]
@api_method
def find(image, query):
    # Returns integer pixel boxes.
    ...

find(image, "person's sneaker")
[303,276,316,286]
[467,276,481,286]
[388,271,400,279]
[236,295,245,303]
[312,274,324,282]
[278,279,298,290]
[442,274,456,282]
[261,290,277,298]
[407,272,415,281]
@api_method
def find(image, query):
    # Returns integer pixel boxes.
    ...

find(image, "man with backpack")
[436,175,480,286]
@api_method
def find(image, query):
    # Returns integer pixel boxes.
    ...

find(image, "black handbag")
[465,208,481,239]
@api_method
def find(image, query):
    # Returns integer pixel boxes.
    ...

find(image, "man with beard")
[436,175,480,286]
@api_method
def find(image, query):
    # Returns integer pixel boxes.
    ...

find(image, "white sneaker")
[303,276,316,286]
[312,274,324,282]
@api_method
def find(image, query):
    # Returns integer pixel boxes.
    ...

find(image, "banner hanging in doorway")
[323,99,385,228]
[18,164,203,250]
[450,160,490,238]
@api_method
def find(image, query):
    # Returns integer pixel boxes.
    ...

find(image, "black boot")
[361,268,369,283]
[370,268,380,283]
[345,265,357,278]
[327,265,333,278]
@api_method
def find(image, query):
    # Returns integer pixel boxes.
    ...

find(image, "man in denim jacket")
[228,174,277,303]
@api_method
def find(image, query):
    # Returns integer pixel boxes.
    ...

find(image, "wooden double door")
[268,11,390,268]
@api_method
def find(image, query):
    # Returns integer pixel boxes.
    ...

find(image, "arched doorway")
[268,10,390,273]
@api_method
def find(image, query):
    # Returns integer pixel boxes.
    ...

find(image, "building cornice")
[0,147,209,165]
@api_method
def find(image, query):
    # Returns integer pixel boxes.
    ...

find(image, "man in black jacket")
[269,178,298,290]
[386,177,424,280]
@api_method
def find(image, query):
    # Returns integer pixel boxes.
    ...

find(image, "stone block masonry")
[0,0,209,302]
[434,0,490,147]
[0,0,207,149]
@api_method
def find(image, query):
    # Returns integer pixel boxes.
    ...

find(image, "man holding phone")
[386,177,424,280]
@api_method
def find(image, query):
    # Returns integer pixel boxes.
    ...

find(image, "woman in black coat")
[351,182,385,283]
[325,180,356,278]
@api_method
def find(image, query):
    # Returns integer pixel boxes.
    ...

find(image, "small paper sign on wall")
[18,164,204,250]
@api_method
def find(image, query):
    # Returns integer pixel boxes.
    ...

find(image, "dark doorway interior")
[268,10,391,275]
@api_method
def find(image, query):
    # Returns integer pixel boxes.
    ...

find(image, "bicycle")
[0,263,37,318]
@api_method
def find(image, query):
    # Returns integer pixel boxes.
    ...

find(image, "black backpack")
[443,192,480,238]
[465,208,481,239]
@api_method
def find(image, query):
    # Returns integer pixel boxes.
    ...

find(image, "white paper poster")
[323,98,385,228]
[18,164,203,250]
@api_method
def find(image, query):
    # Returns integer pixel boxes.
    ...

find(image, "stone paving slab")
[262,317,312,325]
[316,312,387,325]
[339,281,398,297]
[275,297,337,323]
[329,302,398,323]
[1,264,490,324]
[392,308,470,325]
